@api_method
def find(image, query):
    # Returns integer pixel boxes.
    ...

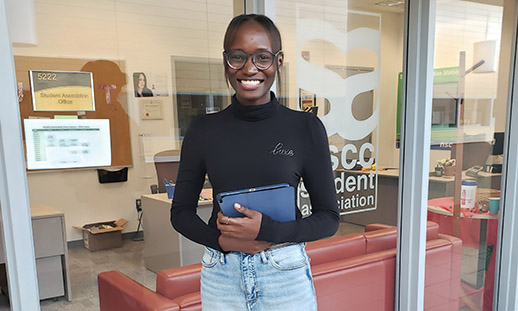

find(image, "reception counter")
[141,190,212,273]
[339,168,501,227]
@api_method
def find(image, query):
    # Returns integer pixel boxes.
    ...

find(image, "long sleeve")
[256,115,340,243]
[171,94,339,251]
[170,116,223,251]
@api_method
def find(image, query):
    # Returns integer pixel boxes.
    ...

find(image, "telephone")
[466,165,484,177]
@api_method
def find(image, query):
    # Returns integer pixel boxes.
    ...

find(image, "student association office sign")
[296,8,380,216]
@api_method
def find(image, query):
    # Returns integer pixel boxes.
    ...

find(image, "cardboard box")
[73,219,128,251]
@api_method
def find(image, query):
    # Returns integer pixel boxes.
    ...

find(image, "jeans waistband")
[269,242,303,250]
[212,242,305,265]
[211,242,303,259]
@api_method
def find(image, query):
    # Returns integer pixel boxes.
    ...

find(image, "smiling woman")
[170,14,339,311]
[222,15,283,106]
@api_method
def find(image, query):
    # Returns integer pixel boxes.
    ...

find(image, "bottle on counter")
[461,180,477,209]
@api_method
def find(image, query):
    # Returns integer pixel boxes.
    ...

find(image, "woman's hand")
[218,235,271,254]
[217,203,263,240]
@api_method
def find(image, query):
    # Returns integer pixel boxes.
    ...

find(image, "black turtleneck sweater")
[171,93,339,252]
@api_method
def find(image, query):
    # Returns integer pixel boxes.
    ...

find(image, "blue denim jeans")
[200,243,317,311]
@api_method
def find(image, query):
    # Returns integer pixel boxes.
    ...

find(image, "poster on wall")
[24,119,111,170]
[299,88,316,109]
[133,72,169,97]
[140,99,164,120]
[30,70,95,111]
[296,7,380,216]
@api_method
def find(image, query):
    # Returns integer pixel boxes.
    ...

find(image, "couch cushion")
[425,221,439,240]
[157,264,202,300]
[175,292,201,311]
[307,233,366,266]
[98,271,180,311]
[424,237,462,311]
[312,249,396,311]
[311,249,396,276]
[365,222,439,239]
[363,221,441,254]
[364,228,397,253]
[308,223,459,311]
[364,223,394,232]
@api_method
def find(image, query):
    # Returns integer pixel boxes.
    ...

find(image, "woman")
[133,72,153,97]
[171,14,339,310]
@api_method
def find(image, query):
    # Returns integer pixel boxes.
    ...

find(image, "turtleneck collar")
[230,92,279,122]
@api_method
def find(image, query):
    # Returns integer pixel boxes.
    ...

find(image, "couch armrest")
[437,233,463,279]
[98,271,179,311]
[364,223,395,232]
[307,233,365,266]
[365,221,439,240]
[311,248,396,276]
[157,263,202,300]
[424,234,463,311]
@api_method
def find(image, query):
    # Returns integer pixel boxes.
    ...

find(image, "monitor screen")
[24,119,111,170]
[431,98,458,127]
[492,132,504,155]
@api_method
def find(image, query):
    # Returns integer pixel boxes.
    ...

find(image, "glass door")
[424,0,514,310]
[270,1,405,309]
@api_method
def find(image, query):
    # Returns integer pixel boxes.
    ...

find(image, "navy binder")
[216,184,296,222]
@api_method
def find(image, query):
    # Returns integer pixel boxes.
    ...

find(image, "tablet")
[215,184,296,222]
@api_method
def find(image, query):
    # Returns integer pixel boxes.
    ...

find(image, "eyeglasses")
[224,50,282,70]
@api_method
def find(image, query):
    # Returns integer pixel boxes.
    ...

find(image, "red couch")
[98,222,461,311]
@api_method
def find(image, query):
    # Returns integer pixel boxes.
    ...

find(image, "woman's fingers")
[217,204,262,240]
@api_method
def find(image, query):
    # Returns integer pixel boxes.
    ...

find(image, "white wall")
[13,0,234,241]
[275,2,404,169]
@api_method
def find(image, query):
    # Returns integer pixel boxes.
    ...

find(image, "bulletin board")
[15,56,133,170]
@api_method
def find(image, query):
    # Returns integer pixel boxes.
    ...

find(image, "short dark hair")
[223,14,282,53]
[223,14,283,92]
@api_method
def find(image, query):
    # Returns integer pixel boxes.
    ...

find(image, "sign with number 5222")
[30,70,95,112]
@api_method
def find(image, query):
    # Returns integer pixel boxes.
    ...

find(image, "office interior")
[0,0,517,310]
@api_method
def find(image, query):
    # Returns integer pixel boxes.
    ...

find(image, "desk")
[427,196,499,289]
[337,169,399,226]
[0,205,71,301]
[340,168,501,227]
[141,190,212,273]
[428,171,501,198]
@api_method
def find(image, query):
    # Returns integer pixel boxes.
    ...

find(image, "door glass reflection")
[426,0,510,310]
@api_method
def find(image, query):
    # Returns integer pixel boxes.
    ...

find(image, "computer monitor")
[492,132,504,155]
[24,119,111,170]
[431,98,458,127]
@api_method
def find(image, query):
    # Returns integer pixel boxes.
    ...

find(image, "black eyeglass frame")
[223,50,283,71]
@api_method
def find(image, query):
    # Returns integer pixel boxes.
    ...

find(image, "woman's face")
[226,21,283,106]
[138,74,146,89]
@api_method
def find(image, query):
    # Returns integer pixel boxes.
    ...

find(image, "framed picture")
[30,70,95,111]
[299,88,316,110]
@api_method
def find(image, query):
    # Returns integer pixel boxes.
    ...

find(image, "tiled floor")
[0,239,156,311]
